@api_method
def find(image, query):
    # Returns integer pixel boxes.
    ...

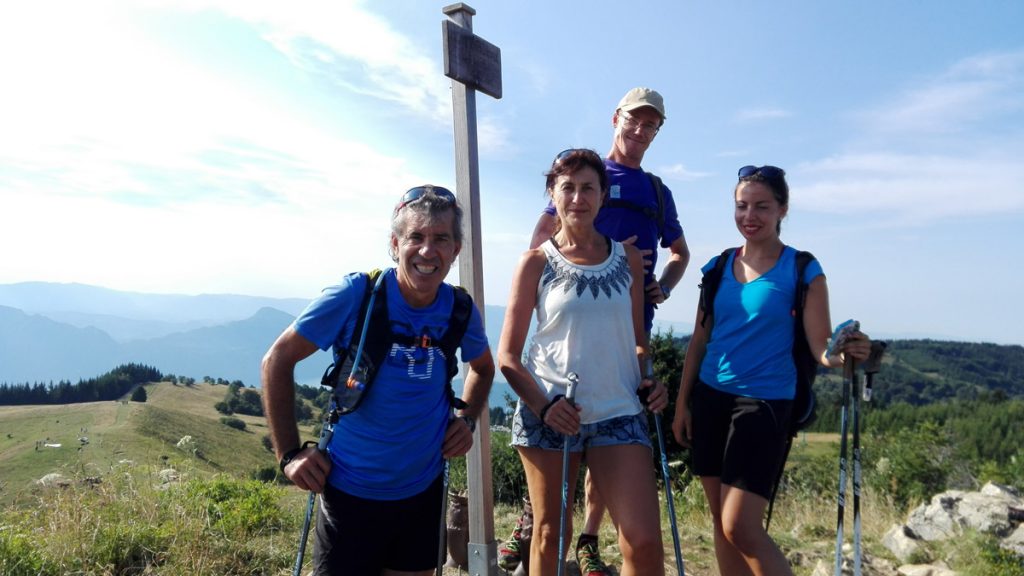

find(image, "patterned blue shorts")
[511,401,651,452]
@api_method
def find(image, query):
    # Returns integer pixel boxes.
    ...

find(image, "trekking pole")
[834,355,854,576]
[644,357,685,575]
[853,341,886,576]
[556,373,579,576]
[293,403,340,576]
[437,457,451,576]
[851,366,863,576]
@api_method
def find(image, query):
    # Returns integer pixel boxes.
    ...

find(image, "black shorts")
[312,475,443,575]
[690,381,793,500]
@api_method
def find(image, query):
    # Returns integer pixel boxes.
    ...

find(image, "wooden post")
[442,3,501,575]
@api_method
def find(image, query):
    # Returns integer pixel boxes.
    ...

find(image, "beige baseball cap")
[617,87,666,121]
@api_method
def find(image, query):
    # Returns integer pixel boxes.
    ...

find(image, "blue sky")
[2,1,1022,345]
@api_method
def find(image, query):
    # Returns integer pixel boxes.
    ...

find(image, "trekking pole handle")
[566,372,578,405]
[862,341,887,402]
[638,357,655,407]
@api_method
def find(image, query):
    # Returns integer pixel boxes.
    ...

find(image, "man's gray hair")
[389,192,464,262]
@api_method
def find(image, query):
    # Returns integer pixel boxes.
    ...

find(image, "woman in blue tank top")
[671,166,872,576]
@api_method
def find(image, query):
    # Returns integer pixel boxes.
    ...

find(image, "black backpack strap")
[440,286,474,410]
[361,268,392,373]
[698,248,737,332]
[793,251,815,319]
[646,172,666,230]
[604,198,659,222]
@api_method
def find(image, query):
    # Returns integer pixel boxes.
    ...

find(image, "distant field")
[0,383,277,507]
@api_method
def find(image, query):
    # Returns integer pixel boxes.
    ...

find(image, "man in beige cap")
[498,87,690,575]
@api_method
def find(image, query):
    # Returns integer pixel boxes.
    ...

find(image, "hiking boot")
[575,534,611,576]
[498,497,533,571]
[497,537,521,571]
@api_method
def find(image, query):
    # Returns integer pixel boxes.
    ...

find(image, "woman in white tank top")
[498,148,670,576]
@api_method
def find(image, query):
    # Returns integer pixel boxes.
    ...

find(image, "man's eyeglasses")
[738,165,786,180]
[553,148,603,165]
[617,111,660,136]
[394,185,457,214]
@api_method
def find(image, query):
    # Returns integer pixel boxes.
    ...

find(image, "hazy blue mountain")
[0,297,501,395]
[0,282,309,326]
[38,310,211,342]
[0,305,120,383]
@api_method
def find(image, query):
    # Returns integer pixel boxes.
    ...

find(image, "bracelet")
[459,415,476,433]
[538,394,565,423]
[279,440,317,474]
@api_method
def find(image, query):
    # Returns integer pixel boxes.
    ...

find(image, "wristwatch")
[460,415,477,433]
[660,283,672,299]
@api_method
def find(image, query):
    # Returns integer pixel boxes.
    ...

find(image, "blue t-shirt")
[544,159,684,332]
[293,268,489,500]
[698,247,823,400]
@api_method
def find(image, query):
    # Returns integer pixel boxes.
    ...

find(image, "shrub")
[251,465,279,483]
[867,421,952,510]
[130,386,147,402]
[220,416,246,431]
[489,430,529,505]
[85,522,169,574]
[177,476,287,537]
[0,527,52,576]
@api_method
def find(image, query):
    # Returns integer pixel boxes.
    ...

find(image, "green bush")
[0,527,53,576]
[220,416,247,431]
[130,386,148,402]
[85,522,170,574]
[867,421,951,510]
[177,476,287,537]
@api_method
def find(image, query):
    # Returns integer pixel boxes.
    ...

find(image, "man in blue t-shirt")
[504,88,690,575]
[262,185,494,576]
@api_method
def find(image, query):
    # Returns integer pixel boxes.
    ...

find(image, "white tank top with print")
[525,239,643,424]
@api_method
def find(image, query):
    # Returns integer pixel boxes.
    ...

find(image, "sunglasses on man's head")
[394,185,457,214]
[553,148,603,166]
[738,165,786,180]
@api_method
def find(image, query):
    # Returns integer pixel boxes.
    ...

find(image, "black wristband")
[538,394,565,423]
[279,440,317,474]
[459,415,476,433]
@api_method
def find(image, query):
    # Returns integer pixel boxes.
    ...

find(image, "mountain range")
[0,282,509,395]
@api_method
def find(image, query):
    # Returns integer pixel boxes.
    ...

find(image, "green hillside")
[0,382,278,506]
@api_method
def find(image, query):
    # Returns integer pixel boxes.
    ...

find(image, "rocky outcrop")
[880,481,1024,573]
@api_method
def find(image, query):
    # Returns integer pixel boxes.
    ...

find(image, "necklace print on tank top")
[540,241,631,299]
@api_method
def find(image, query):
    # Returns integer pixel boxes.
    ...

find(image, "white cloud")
[176,0,454,125]
[793,50,1024,224]
[656,163,712,182]
[793,151,1024,223]
[857,49,1024,138]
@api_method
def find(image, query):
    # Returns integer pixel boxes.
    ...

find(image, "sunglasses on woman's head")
[553,148,603,166]
[738,165,786,180]
[394,185,457,214]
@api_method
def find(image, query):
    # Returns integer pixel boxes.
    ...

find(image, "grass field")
[2,384,1007,575]
[0,383,276,507]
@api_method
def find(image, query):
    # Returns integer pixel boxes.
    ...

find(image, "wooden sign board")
[442,19,502,99]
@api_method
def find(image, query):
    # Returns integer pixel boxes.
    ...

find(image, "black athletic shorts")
[690,381,793,500]
[312,474,443,575]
